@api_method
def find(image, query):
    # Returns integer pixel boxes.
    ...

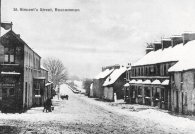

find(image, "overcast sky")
[2,0,195,78]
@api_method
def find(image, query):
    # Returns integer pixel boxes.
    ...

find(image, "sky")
[2,0,195,79]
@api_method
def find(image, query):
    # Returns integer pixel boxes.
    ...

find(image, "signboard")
[1,84,15,87]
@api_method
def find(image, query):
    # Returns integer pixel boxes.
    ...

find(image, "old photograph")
[0,0,195,133]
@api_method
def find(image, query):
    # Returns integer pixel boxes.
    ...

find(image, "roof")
[41,65,48,71]
[0,27,11,37]
[124,83,130,87]
[132,42,184,67]
[135,79,143,84]
[0,30,41,58]
[161,80,169,85]
[142,80,151,85]
[151,79,161,85]
[168,40,195,72]
[103,67,126,86]
[129,79,136,84]
[94,69,114,79]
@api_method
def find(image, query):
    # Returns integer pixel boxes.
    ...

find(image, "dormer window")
[4,47,15,64]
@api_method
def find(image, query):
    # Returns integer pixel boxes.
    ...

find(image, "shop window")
[145,87,150,97]
[4,47,15,64]
[138,87,142,97]
[161,88,164,101]
[9,88,15,96]
[154,88,160,100]
[132,86,136,98]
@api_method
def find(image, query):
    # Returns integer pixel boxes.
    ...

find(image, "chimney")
[183,32,195,45]
[153,41,162,51]
[171,35,183,47]
[162,38,171,50]
[146,47,153,54]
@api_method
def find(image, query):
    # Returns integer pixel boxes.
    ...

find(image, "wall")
[113,73,126,99]
[103,86,113,101]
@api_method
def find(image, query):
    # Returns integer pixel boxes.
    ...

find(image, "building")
[103,66,126,101]
[0,29,53,113]
[168,38,195,115]
[92,68,114,98]
[127,32,195,111]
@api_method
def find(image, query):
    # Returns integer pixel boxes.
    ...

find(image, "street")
[0,84,195,134]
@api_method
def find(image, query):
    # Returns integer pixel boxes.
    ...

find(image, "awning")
[161,80,169,85]
[151,79,161,85]
[34,77,46,80]
[124,83,130,87]
[136,79,143,84]
[1,71,20,75]
[142,80,151,85]
[129,79,136,84]
[45,83,52,86]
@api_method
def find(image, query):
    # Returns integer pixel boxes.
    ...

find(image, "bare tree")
[42,57,68,88]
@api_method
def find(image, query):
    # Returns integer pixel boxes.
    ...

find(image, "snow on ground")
[1,84,195,133]
[73,80,86,93]
[79,93,195,133]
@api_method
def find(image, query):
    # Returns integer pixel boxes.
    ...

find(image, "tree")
[82,78,93,95]
[42,57,68,88]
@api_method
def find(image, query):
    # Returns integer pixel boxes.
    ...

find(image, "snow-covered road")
[0,84,195,134]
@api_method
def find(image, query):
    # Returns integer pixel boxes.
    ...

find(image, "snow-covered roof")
[168,40,195,72]
[0,27,11,37]
[129,79,136,84]
[124,83,130,87]
[142,80,151,85]
[136,79,143,84]
[132,42,184,67]
[1,71,20,75]
[41,65,48,71]
[103,67,126,86]
[94,69,114,79]
[45,83,52,86]
[127,66,131,71]
[151,79,161,85]
[161,80,169,85]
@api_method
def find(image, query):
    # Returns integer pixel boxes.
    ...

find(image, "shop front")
[0,72,22,113]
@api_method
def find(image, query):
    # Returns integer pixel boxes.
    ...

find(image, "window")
[145,87,150,97]
[35,83,40,95]
[184,92,187,105]
[2,88,15,100]
[138,86,142,97]
[9,88,15,96]
[4,47,15,63]
[161,88,164,101]
[154,88,160,100]
[164,64,167,76]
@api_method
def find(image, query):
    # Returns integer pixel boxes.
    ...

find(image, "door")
[176,91,179,112]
